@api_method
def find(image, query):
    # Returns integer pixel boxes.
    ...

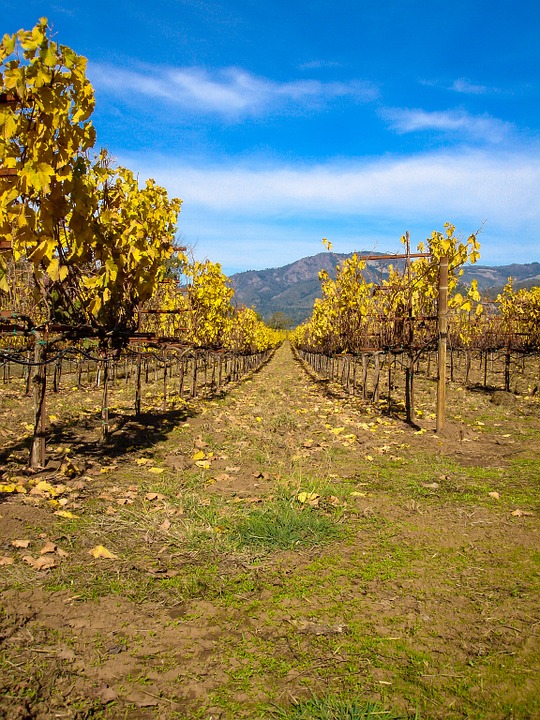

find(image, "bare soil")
[0,342,539,719]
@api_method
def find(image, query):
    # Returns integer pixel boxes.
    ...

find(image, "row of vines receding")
[0,19,282,469]
[290,231,540,425]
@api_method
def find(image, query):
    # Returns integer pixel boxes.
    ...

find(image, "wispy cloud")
[123,147,540,267]
[298,60,343,70]
[451,78,491,95]
[89,62,378,118]
[381,107,513,143]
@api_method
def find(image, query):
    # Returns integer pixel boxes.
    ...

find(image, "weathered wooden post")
[29,330,47,468]
[436,256,449,433]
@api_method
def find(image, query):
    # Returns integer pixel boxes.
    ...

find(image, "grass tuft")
[271,696,418,719]
[233,499,341,550]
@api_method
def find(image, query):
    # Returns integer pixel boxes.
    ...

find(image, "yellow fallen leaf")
[0,484,17,493]
[331,427,345,435]
[89,545,118,559]
[192,450,205,461]
[297,492,320,504]
[33,481,58,497]
[0,556,15,566]
[195,460,211,469]
[365,455,374,461]
[54,510,79,519]
[350,491,367,497]
[135,458,152,465]
[148,467,165,474]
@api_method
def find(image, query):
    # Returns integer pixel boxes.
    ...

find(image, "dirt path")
[1,343,539,720]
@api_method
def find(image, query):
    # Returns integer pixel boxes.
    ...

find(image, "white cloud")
[382,108,512,143]
[123,148,540,268]
[298,60,343,70]
[88,62,377,118]
[451,78,491,95]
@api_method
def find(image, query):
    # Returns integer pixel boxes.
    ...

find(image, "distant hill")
[230,253,540,326]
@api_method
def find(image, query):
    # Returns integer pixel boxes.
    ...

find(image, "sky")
[3,0,540,274]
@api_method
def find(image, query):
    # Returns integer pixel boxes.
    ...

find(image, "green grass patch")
[233,499,341,550]
[270,696,418,720]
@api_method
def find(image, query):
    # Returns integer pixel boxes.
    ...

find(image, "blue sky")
[4,0,540,274]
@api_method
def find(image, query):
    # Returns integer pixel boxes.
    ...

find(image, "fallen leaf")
[212,473,231,482]
[160,519,171,531]
[89,545,118,559]
[297,491,320,504]
[145,492,167,501]
[195,460,211,469]
[22,555,57,570]
[135,458,152,465]
[148,467,165,474]
[0,484,18,493]
[31,480,58,497]
[40,541,57,554]
[488,491,500,500]
[0,556,15,566]
[12,539,31,548]
[511,509,534,517]
[33,555,57,570]
[54,510,79,519]
[192,450,205,461]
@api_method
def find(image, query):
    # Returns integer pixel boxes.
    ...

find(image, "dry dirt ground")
[0,342,539,720]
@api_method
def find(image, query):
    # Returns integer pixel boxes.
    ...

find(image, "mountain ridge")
[229,252,540,326]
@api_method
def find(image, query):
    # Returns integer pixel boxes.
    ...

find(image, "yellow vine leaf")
[88,545,117,559]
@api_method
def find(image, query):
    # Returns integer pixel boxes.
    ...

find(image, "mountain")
[230,253,540,326]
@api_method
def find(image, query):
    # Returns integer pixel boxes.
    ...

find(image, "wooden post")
[29,331,47,469]
[162,355,168,411]
[504,343,511,392]
[191,354,198,397]
[373,353,380,404]
[436,256,448,433]
[362,355,368,400]
[100,353,110,443]
[135,353,142,416]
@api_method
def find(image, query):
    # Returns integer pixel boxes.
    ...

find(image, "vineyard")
[291,234,540,426]
[1,19,539,720]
